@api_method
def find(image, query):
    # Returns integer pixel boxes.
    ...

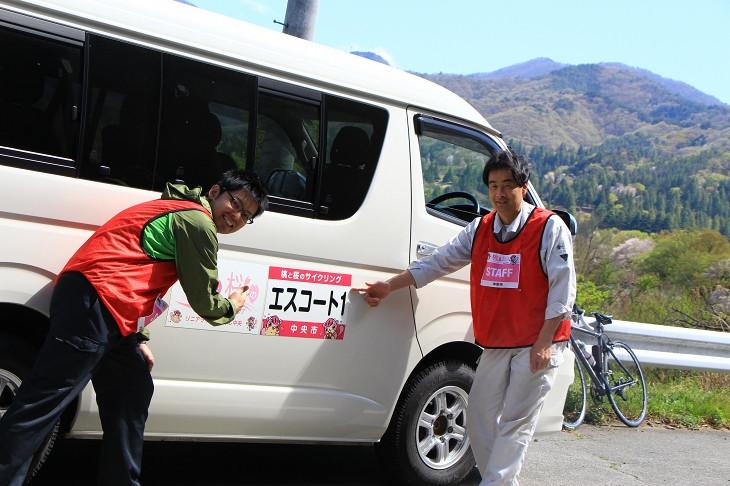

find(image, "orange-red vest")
[60,199,210,336]
[470,208,570,348]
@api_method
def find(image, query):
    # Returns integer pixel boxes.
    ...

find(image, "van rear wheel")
[375,360,476,485]
[0,333,59,483]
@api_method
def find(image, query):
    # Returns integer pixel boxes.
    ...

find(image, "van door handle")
[417,241,439,256]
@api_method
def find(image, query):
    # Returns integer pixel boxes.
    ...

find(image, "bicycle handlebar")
[571,304,613,328]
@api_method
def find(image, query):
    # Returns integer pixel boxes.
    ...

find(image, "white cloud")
[341,44,397,68]
[370,47,397,67]
[238,0,269,14]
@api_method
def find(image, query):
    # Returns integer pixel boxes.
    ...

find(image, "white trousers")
[466,343,565,486]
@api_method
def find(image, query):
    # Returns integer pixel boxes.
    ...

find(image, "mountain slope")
[598,62,724,106]
[464,58,725,107]
[416,62,730,238]
[420,64,730,156]
[468,57,568,79]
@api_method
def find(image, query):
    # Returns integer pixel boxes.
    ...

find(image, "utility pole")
[281,0,319,41]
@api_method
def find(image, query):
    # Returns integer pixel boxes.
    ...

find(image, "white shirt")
[408,202,576,320]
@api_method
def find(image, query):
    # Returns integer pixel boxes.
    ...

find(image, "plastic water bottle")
[575,339,595,366]
[592,345,601,372]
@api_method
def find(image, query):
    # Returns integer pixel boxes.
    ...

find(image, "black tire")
[604,342,647,427]
[562,348,587,430]
[375,360,476,485]
[0,333,59,483]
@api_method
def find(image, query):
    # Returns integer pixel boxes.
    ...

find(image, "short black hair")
[482,147,530,187]
[216,170,269,219]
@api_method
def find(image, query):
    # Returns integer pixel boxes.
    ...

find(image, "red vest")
[61,199,211,336]
[470,208,570,348]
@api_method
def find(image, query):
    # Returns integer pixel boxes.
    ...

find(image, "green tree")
[638,229,730,285]
[442,167,455,183]
[576,277,611,311]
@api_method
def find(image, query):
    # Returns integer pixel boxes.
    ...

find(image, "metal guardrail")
[602,320,730,372]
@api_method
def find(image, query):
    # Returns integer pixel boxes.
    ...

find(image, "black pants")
[0,272,154,486]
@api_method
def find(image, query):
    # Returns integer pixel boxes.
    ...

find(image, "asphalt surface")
[30,423,730,485]
[520,422,730,485]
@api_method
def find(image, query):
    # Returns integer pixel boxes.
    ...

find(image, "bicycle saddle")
[593,312,613,325]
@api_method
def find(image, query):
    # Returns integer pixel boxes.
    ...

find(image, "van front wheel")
[375,360,476,485]
[0,333,59,484]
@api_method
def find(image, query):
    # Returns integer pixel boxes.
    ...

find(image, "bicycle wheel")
[562,349,587,430]
[604,342,647,427]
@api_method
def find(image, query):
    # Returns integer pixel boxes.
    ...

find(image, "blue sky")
[191,0,730,105]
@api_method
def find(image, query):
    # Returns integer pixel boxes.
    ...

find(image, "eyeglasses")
[226,191,255,224]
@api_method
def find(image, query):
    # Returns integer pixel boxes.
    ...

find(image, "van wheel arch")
[420,341,482,370]
[0,303,51,349]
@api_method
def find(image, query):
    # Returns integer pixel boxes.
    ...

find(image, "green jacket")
[138,183,236,341]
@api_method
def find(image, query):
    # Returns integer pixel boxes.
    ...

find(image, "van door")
[132,98,420,442]
[407,112,504,349]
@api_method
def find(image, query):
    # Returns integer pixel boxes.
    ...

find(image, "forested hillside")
[415,62,730,329]
[419,63,730,239]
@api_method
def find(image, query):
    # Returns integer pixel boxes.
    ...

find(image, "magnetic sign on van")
[262,266,350,340]
[165,261,350,340]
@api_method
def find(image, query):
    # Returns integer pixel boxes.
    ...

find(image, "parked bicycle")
[562,304,648,429]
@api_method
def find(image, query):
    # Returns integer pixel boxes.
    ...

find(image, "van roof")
[1,0,496,133]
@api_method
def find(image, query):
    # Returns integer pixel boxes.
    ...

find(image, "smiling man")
[355,148,575,485]
[0,170,268,486]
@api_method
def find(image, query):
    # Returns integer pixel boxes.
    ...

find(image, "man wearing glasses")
[0,170,268,486]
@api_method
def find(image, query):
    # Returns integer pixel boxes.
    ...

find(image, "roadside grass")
[643,368,730,429]
[581,368,730,429]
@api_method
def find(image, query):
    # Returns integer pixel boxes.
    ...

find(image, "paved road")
[521,423,730,485]
[31,423,730,485]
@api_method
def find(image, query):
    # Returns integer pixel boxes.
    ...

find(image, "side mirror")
[551,209,577,237]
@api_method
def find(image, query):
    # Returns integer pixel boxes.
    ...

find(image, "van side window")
[254,90,388,220]
[157,54,254,192]
[416,116,497,224]
[81,35,161,188]
[257,92,318,202]
[1,11,389,222]
[320,96,388,220]
[81,36,255,191]
[0,23,81,164]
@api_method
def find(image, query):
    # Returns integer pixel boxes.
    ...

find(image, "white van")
[0,0,575,484]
